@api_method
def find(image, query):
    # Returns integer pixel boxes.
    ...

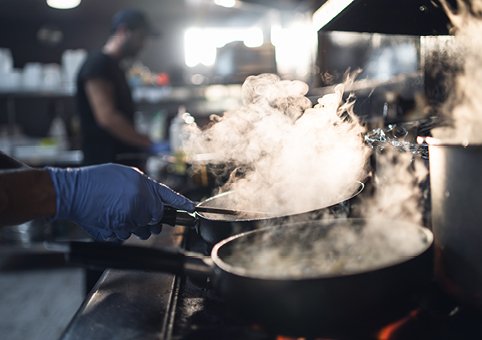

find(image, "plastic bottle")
[170,106,191,176]
[169,106,186,153]
[149,110,166,142]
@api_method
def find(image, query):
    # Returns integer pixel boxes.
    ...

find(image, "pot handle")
[161,206,196,228]
[50,241,192,275]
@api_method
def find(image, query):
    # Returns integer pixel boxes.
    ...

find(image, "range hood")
[313,0,455,35]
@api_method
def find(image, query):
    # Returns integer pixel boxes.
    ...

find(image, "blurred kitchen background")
[0,0,455,339]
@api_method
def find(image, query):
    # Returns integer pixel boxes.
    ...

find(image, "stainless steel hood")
[315,0,455,35]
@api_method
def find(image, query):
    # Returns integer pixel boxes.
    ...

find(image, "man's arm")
[84,77,152,147]
[0,151,28,169]
[0,168,56,227]
[0,151,194,241]
[0,151,54,227]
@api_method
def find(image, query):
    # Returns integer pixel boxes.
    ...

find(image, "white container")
[61,49,87,85]
[0,69,22,90]
[169,108,185,153]
[0,48,13,74]
[169,105,195,153]
[42,63,62,90]
[22,62,43,89]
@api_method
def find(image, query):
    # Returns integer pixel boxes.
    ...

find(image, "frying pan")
[161,182,364,246]
[52,218,433,338]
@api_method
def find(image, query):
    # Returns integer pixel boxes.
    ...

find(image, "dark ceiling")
[0,0,313,69]
[0,0,455,72]
[0,0,312,26]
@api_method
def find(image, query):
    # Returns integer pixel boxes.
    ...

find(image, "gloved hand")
[45,163,194,242]
[148,141,170,154]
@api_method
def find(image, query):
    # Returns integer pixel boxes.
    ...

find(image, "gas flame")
[376,309,420,340]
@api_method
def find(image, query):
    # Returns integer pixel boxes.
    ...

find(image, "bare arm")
[0,168,57,227]
[84,78,151,147]
[0,151,54,226]
[0,151,28,169]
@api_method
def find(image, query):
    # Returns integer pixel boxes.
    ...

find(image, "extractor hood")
[313,0,456,35]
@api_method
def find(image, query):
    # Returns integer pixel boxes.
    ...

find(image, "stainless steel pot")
[428,138,482,308]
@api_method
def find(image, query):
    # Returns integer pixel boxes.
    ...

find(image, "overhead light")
[312,0,354,31]
[184,27,263,67]
[214,0,236,8]
[47,0,81,9]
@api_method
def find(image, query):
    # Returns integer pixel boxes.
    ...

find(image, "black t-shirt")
[76,50,140,166]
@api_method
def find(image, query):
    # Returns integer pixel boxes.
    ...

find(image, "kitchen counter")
[59,225,186,340]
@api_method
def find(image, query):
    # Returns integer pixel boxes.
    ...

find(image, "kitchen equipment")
[51,218,433,338]
[0,48,13,74]
[427,138,482,309]
[315,0,451,35]
[42,63,62,90]
[161,182,364,246]
[1,220,48,245]
[22,62,43,90]
[192,205,273,217]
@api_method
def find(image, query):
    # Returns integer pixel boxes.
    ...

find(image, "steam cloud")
[360,148,428,226]
[187,72,431,277]
[183,73,371,216]
[432,0,482,143]
[226,219,430,279]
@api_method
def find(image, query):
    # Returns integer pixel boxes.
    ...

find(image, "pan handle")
[46,241,213,278]
[160,206,196,228]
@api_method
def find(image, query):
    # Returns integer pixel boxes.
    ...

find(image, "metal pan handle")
[66,241,187,274]
[160,206,196,228]
[46,241,214,279]
[48,241,214,279]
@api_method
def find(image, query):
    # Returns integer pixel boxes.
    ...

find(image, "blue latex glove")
[45,163,194,242]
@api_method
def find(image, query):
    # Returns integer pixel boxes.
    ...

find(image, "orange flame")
[376,309,420,340]
[276,337,337,340]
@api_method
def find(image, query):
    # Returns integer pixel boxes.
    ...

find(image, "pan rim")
[211,218,433,281]
[424,136,482,148]
[196,181,365,222]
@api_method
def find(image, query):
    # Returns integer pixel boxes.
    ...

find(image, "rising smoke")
[432,0,482,143]
[187,70,433,276]
[183,72,371,216]
[225,219,431,279]
[360,148,428,226]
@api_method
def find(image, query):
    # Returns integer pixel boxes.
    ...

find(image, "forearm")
[0,150,28,169]
[0,168,57,227]
[98,111,152,147]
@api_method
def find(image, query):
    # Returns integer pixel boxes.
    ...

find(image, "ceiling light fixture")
[214,0,236,8]
[312,0,353,31]
[47,0,81,9]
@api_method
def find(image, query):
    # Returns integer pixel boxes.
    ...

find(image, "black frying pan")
[161,182,364,246]
[54,218,433,338]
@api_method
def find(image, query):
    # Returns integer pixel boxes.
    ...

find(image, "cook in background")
[76,7,167,169]
[0,151,194,242]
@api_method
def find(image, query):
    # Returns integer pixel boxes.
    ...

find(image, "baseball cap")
[111,7,159,36]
